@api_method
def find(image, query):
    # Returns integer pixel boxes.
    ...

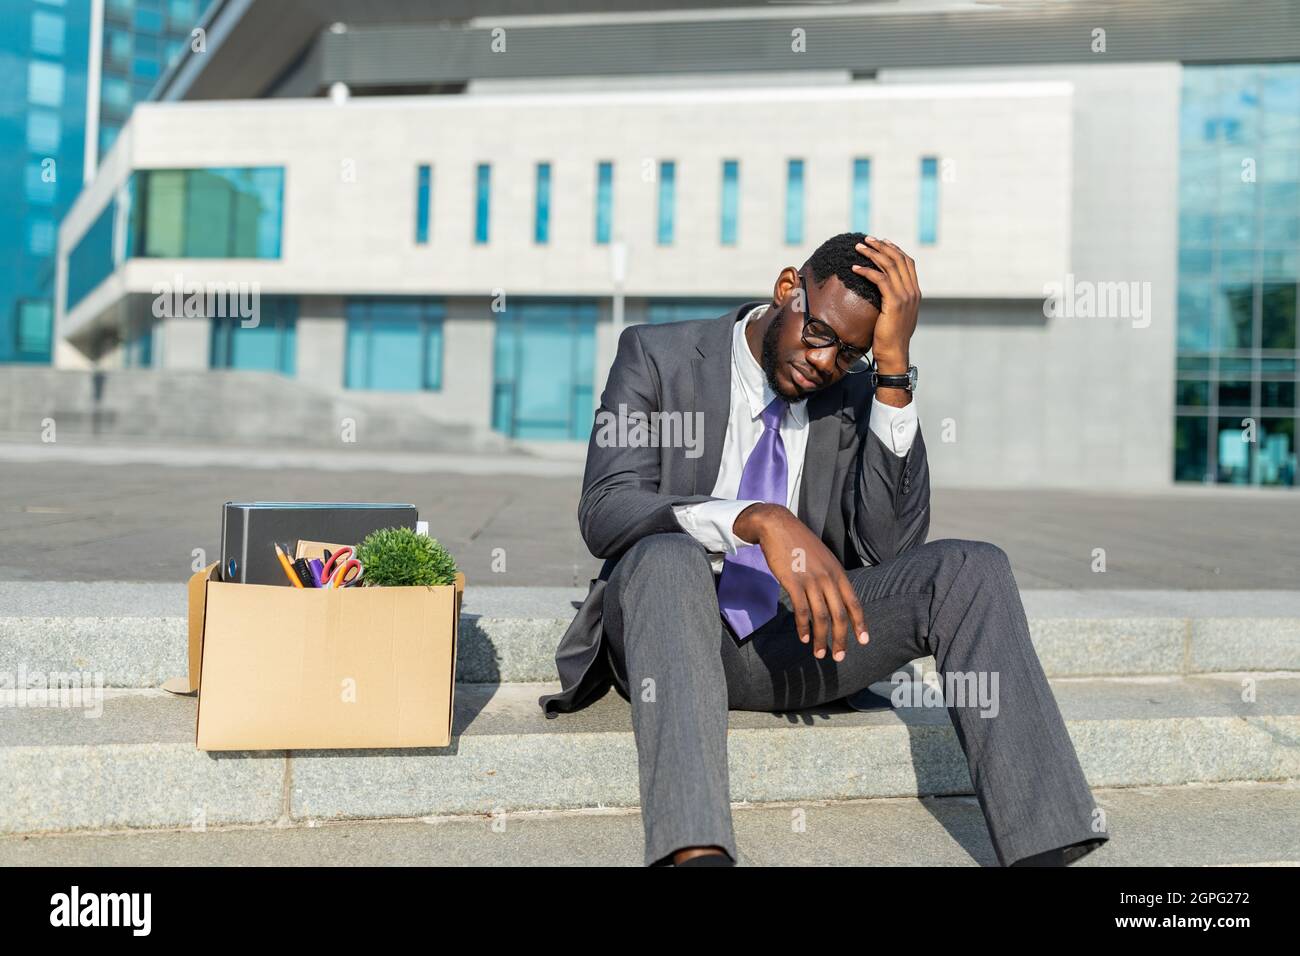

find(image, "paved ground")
[0,442,1296,587]
[1,782,1296,866]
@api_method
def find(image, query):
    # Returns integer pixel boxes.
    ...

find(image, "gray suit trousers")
[602,532,1111,867]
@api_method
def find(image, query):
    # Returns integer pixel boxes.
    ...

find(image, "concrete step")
[2,584,1299,687]
[1,674,1298,836]
[2,781,1296,866]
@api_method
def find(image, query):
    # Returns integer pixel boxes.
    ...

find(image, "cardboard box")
[165,563,463,751]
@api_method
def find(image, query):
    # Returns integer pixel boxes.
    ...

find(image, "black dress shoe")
[676,853,735,867]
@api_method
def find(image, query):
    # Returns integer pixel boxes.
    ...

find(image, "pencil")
[274,543,304,588]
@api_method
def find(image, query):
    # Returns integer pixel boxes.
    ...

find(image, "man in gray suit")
[538,231,1109,868]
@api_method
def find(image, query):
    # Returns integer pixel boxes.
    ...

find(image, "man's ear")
[772,266,800,309]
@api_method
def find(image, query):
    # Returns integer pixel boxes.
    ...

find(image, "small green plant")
[355,526,458,587]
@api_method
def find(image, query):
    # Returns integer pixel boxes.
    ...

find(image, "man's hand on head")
[853,237,921,382]
[733,503,870,662]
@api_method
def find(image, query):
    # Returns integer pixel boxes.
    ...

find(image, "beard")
[761,306,800,401]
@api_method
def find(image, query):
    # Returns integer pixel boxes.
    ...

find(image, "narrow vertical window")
[656,160,675,245]
[415,164,431,244]
[474,162,491,244]
[785,159,804,245]
[534,162,552,244]
[720,159,739,246]
[919,156,939,245]
[851,158,871,234]
[594,161,613,245]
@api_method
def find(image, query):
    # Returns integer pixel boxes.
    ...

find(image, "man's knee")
[929,538,1012,579]
[614,533,713,592]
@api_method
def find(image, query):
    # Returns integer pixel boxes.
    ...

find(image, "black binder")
[220,502,418,584]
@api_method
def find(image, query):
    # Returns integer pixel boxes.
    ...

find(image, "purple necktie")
[717,396,788,640]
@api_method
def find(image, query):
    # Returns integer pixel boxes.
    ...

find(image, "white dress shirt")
[672,304,918,573]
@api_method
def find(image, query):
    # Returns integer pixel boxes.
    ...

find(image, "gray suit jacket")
[538,301,931,717]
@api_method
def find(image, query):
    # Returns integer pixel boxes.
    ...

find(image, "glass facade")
[785,159,804,245]
[656,161,675,245]
[474,163,491,244]
[415,164,431,244]
[720,160,739,246]
[493,300,596,440]
[1175,64,1299,485]
[594,161,613,245]
[919,156,939,245]
[66,200,120,311]
[99,0,212,160]
[534,162,552,244]
[122,321,154,368]
[210,296,297,375]
[1,0,90,363]
[852,158,872,233]
[344,297,444,391]
[646,299,739,324]
[127,167,284,259]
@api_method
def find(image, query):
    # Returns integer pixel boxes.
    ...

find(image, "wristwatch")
[869,360,918,392]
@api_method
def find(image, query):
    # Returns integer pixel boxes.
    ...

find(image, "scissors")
[321,547,364,588]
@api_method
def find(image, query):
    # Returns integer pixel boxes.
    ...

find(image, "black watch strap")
[870,362,917,391]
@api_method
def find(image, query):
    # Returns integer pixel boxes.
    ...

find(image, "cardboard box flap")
[161,562,220,695]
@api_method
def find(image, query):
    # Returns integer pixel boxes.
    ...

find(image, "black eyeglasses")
[797,271,870,374]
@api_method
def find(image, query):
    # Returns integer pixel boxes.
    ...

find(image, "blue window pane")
[16,301,53,357]
[67,203,118,310]
[132,56,160,79]
[474,163,491,244]
[25,162,57,204]
[99,124,120,158]
[210,298,297,375]
[720,160,739,246]
[535,162,552,244]
[168,0,198,25]
[415,164,431,244]
[31,11,66,56]
[852,158,871,233]
[919,156,939,245]
[102,77,131,111]
[28,218,56,255]
[123,324,154,368]
[594,161,613,245]
[128,167,284,258]
[657,161,675,245]
[26,111,60,152]
[106,28,132,63]
[491,301,596,440]
[784,159,804,245]
[344,298,445,391]
[28,61,64,107]
[134,7,163,31]
[646,299,736,324]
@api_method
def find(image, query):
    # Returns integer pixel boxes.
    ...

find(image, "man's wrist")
[733,502,786,544]
[871,349,910,374]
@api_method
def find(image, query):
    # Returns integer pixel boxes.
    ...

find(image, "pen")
[274,543,304,588]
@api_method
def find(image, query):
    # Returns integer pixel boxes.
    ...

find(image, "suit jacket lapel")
[690,306,748,495]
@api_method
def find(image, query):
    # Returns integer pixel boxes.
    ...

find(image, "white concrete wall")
[58,80,1073,339]
[878,62,1181,489]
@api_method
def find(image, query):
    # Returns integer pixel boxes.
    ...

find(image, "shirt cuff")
[672,499,766,554]
[869,396,918,457]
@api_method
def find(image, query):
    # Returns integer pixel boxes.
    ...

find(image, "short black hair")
[803,231,882,311]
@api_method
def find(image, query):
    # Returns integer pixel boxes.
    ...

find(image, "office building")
[52,0,1300,487]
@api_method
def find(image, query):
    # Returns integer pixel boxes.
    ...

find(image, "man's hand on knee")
[734,503,870,662]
